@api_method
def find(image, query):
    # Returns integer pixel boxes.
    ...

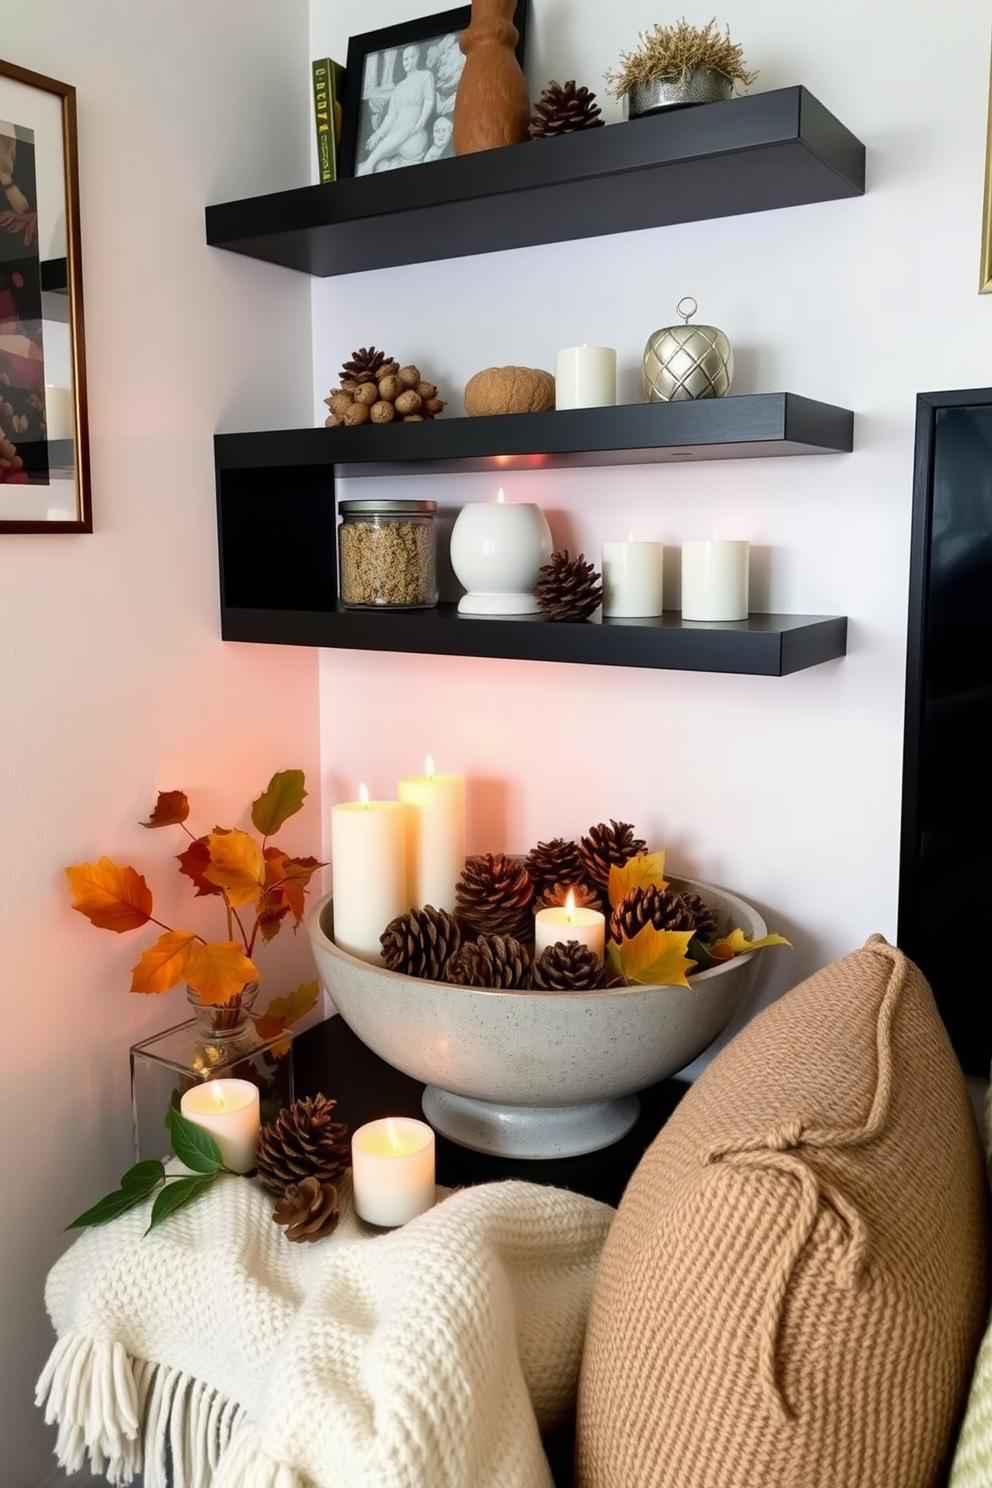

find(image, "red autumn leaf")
[183,941,259,1007]
[257,903,291,943]
[130,930,197,994]
[262,850,324,927]
[140,791,190,829]
[176,837,224,898]
[66,858,153,933]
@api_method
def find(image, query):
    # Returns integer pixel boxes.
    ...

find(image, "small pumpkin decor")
[463,365,556,416]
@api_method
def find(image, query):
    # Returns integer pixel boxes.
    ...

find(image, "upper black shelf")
[205,86,865,277]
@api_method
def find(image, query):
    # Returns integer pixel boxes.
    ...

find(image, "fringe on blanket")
[35,1331,247,1488]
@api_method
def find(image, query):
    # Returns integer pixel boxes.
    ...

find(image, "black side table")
[292,1015,689,1488]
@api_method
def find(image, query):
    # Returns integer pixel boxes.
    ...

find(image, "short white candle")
[180,1079,260,1174]
[351,1117,436,1227]
[534,890,605,963]
[398,756,466,914]
[602,539,665,617]
[330,784,407,964]
[555,345,617,410]
[681,540,750,622]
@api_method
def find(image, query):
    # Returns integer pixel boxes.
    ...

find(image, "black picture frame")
[899,388,992,1076]
[338,3,528,180]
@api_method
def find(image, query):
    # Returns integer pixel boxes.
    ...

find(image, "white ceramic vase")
[449,500,553,614]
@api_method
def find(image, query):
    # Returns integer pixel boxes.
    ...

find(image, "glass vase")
[130,983,294,1163]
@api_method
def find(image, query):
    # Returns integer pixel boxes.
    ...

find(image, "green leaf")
[65,1162,164,1230]
[146,1173,219,1234]
[606,941,627,984]
[168,1106,223,1173]
[251,770,307,837]
[686,937,715,972]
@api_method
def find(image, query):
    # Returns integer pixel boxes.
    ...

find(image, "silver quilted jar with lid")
[642,297,734,402]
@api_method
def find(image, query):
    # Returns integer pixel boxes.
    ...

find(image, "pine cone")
[524,837,584,894]
[531,940,604,991]
[534,550,604,621]
[339,346,393,384]
[529,79,605,138]
[446,933,530,989]
[272,1177,341,1242]
[255,1095,350,1197]
[579,820,648,891]
[381,905,461,980]
[538,880,605,913]
[455,853,534,940]
[609,883,717,943]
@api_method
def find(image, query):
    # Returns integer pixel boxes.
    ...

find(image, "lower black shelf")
[221,602,847,676]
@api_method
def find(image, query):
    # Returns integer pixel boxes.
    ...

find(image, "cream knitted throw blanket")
[37,1176,614,1488]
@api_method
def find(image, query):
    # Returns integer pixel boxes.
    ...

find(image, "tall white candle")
[330,784,407,963]
[602,539,665,617]
[351,1117,436,1227]
[398,756,466,913]
[555,345,617,410]
[681,540,750,622]
[180,1079,260,1174]
[534,891,605,962]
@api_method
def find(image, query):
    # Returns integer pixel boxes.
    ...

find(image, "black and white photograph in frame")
[338,5,527,179]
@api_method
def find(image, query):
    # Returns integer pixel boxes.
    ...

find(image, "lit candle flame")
[497,487,505,503]
[211,1084,226,1110]
[425,754,435,777]
[384,1117,404,1153]
[359,782,369,807]
[565,888,576,920]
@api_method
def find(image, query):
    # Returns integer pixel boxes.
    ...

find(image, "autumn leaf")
[176,837,224,898]
[618,923,696,988]
[608,851,668,909]
[254,980,321,1040]
[66,858,153,933]
[262,850,324,927]
[183,940,259,1006]
[201,829,265,908]
[257,904,291,943]
[251,770,307,837]
[140,791,190,829]
[130,930,198,994]
[710,928,793,962]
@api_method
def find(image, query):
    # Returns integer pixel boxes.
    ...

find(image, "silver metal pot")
[628,67,732,117]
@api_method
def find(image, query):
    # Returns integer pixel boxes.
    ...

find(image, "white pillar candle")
[398,756,466,914]
[330,784,407,964]
[602,539,665,617]
[351,1117,436,1227]
[534,891,605,963]
[180,1079,260,1174]
[555,345,617,410]
[681,540,750,622]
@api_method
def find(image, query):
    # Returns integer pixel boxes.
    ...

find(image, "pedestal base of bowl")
[422,1085,641,1158]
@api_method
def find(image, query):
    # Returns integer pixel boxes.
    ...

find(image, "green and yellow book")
[312,58,345,183]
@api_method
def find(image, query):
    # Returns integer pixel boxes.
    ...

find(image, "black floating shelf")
[215,394,854,475]
[205,86,865,277]
[220,604,847,677]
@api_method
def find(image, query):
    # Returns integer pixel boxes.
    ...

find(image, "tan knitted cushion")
[577,936,990,1488]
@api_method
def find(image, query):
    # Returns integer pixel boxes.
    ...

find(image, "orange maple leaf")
[183,940,260,1007]
[66,858,153,933]
[201,829,265,908]
[130,929,198,994]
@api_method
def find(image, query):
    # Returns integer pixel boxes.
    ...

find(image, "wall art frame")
[338,3,527,181]
[981,42,992,293]
[0,56,90,533]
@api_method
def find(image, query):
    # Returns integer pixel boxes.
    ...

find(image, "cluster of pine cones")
[380,820,720,993]
[256,1094,351,1243]
[324,346,446,427]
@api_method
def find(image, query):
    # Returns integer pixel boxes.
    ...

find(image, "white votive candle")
[534,890,605,962]
[180,1079,260,1174]
[330,784,407,964]
[602,539,665,617]
[555,345,617,410]
[352,1117,436,1227]
[681,540,750,622]
[398,756,466,913]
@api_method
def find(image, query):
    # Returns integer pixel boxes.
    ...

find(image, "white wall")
[0,5,321,1481]
[311,0,992,1058]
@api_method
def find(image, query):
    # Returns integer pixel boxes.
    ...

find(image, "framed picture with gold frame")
[0,57,90,532]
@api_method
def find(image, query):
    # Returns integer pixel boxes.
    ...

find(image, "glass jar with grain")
[338,499,438,609]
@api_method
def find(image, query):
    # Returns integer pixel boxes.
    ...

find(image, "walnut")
[327,391,353,417]
[394,389,423,416]
[339,379,359,394]
[325,413,344,427]
[417,381,437,400]
[370,400,395,423]
[377,373,402,403]
[424,398,445,416]
[402,414,425,422]
[343,401,370,426]
[397,364,421,389]
[377,360,400,379]
[353,381,378,406]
